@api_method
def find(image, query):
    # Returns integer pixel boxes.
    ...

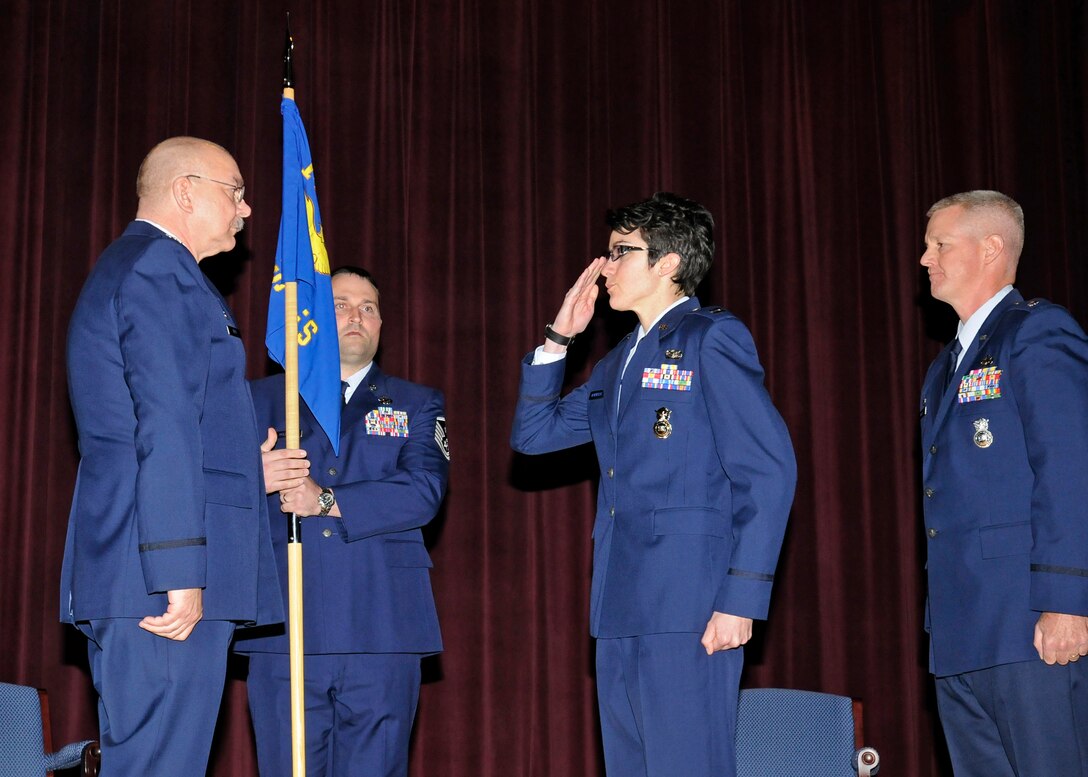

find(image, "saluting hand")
[544,257,606,352]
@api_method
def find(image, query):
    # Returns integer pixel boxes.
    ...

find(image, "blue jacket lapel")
[924,290,1023,445]
[617,298,700,422]
[615,326,646,421]
[343,364,385,436]
[601,333,632,436]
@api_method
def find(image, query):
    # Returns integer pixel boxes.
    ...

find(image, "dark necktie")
[341,381,350,405]
[945,339,963,391]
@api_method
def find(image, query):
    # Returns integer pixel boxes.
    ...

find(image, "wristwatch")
[317,487,336,517]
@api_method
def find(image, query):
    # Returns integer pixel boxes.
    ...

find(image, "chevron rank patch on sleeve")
[435,416,450,460]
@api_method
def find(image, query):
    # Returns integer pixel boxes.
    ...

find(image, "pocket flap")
[203,468,252,508]
[979,521,1032,559]
[652,507,726,537]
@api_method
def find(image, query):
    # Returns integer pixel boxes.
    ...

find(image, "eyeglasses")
[607,244,648,262]
[186,174,246,204]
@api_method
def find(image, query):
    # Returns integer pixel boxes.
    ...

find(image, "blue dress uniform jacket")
[61,221,281,627]
[237,366,447,654]
[920,289,1088,677]
[512,298,796,638]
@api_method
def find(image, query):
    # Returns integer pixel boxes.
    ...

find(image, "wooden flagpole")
[283,17,307,777]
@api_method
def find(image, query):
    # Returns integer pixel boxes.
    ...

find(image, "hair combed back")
[606,192,715,296]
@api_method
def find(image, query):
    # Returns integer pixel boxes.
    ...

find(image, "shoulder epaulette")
[690,305,730,318]
[1011,297,1046,310]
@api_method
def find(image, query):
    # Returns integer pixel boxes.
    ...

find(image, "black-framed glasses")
[607,244,648,262]
[186,174,246,204]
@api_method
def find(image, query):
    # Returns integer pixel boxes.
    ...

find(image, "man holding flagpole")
[238,266,450,777]
[232,84,449,776]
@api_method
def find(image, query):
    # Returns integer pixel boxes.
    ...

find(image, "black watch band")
[544,324,574,347]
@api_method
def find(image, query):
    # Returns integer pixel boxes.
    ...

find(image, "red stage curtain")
[1,1,1085,774]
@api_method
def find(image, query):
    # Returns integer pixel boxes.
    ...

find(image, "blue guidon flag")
[266,95,342,453]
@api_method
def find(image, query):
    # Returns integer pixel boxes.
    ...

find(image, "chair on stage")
[736,688,880,776]
[0,681,100,776]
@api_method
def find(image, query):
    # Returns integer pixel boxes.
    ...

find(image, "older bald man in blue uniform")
[511,192,796,777]
[919,190,1088,776]
[61,137,281,776]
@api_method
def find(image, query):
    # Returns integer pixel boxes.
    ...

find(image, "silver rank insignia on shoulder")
[972,418,993,448]
[665,348,683,359]
[653,407,673,439]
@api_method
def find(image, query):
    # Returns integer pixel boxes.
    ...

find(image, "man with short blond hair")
[919,189,1088,775]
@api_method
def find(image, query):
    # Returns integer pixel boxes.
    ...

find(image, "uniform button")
[927,528,938,538]
[924,487,935,498]
[609,507,615,517]
[929,445,937,454]
[607,468,614,478]
[327,467,337,476]
[322,528,333,538]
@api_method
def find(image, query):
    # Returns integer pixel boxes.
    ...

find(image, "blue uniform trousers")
[596,633,743,777]
[247,652,422,777]
[80,618,235,777]
[936,658,1088,776]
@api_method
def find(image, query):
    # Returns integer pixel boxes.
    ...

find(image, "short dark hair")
[331,266,380,297]
[606,192,714,296]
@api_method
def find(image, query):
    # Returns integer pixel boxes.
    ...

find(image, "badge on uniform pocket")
[972,418,993,448]
[653,407,672,439]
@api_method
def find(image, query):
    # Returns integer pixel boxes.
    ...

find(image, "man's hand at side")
[701,611,753,655]
[139,587,203,641]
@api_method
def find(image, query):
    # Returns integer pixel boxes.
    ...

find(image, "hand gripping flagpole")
[282,18,307,777]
